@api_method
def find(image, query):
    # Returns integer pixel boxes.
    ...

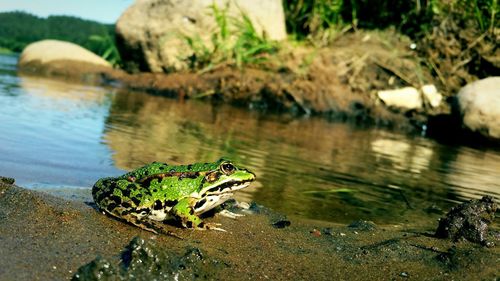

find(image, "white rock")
[377,87,422,110]
[457,77,500,139]
[421,84,442,108]
[18,40,111,67]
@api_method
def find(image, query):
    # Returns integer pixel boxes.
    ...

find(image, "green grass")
[0,46,14,54]
[181,3,279,72]
[87,34,122,67]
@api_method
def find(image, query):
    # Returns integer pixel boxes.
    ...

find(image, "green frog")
[92,158,256,233]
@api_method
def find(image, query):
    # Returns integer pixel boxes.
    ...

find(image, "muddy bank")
[1,179,498,280]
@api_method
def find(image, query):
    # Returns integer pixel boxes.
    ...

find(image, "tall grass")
[181,3,279,71]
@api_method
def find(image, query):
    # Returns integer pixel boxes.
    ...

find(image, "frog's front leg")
[172,197,204,228]
[171,198,225,231]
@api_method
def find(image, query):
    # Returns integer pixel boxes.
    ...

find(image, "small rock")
[322,228,334,236]
[421,84,442,108]
[377,87,422,110]
[73,236,225,280]
[272,220,291,229]
[310,229,321,237]
[348,220,377,231]
[435,196,497,246]
[0,176,15,184]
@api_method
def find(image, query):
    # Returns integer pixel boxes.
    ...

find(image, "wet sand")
[0,180,498,280]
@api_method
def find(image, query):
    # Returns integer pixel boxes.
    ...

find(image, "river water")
[1,54,498,227]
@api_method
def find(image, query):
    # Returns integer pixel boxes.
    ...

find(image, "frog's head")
[191,159,255,215]
[198,159,256,196]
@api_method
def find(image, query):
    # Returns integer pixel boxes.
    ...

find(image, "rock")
[348,220,377,231]
[115,0,286,72]
[457,77,500,139]
[0,176,15,184]
[421,84,442,108]
[17,40,123,85]
[272,219,291,228]
[18,40,111,68]
[73,236,225,280]
[435,196,497,246]
[377,87,422,110]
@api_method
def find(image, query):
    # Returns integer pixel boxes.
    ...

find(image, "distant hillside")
[0,11,117,62]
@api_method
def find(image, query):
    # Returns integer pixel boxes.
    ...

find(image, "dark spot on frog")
[153,200,163,210]
[207,186,221,193]
[159,166,165,170]
[186,221,193,228]
[122,202,132,209]
[187,164,193,170]
[131,197,141,206]
[122,189,131,197]
[204,172,220,183]
[96,191,111,204]
[109,195,122,205]
[194,198,207,210]
[177,172,200,180]
[164,200,178,207]
[106,203,117,211]
[435,196,497,246]
[120,209,130,216]
[127,183,135,189]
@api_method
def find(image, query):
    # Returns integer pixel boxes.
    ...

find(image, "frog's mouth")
[203,180,253,195]
[193,193,233,214]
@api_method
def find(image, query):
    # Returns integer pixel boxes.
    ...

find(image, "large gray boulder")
[115,0,286,73]
[457,77,500,139]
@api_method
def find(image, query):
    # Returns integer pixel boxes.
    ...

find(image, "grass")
[87,34,122,67]
[282,0,498,42]
[0,47,14,54]
[181,3,279,72]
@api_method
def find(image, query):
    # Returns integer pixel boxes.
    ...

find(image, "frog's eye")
[220,162,235,175]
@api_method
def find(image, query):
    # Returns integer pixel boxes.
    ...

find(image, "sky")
[0,0,134,24]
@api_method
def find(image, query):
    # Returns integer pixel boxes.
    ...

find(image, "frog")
[92,158,256,234]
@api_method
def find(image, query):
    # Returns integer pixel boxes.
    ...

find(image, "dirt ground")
[1,179,498,280]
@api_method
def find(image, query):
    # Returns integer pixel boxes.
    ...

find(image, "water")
[1,53,499,227]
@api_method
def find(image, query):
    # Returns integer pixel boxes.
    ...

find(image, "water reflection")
[102,90,499,225]
[0,72,122,188]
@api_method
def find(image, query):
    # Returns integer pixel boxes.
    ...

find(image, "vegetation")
[181,3,279,72]
[282,0,498,40]
[282,0,498,93]
[0,11,121,65]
